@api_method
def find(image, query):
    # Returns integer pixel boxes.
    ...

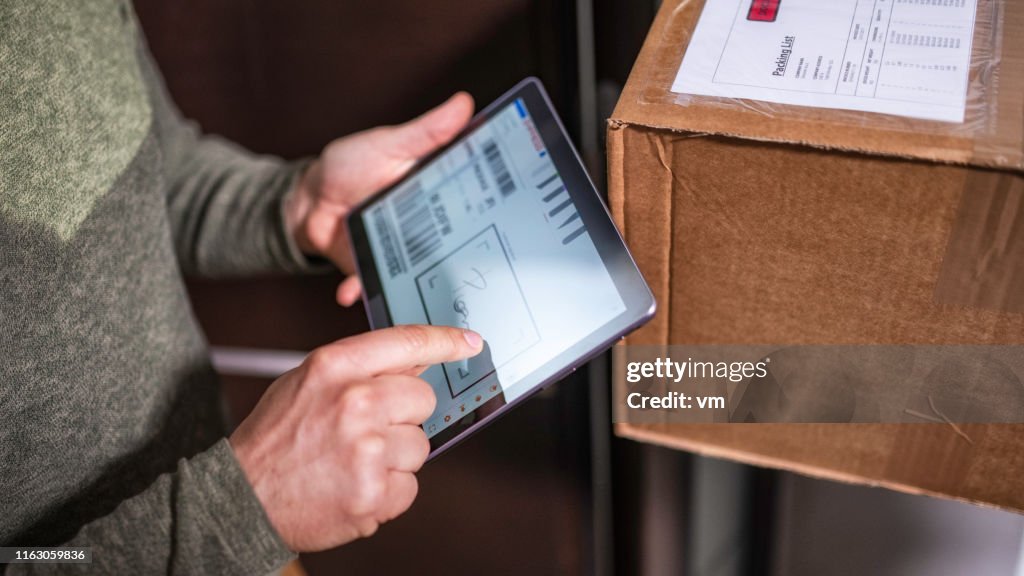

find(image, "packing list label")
[672,0,978,123]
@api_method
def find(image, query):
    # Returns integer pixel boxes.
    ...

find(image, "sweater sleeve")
[5,440,295,576]
[135,17,328,278]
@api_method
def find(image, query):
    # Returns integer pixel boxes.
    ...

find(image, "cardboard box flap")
[612,0,1024,173]
[617,422,1024,514]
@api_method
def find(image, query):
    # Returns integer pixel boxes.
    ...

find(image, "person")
[0,2,481,573]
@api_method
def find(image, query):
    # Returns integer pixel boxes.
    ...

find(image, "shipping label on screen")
[362,99,626,437]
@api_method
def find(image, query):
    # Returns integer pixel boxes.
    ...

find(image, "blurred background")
[133,1,1024,574]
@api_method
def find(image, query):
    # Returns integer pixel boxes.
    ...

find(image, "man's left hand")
[285,92,474,307]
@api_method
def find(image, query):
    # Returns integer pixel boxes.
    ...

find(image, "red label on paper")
[747,0,781,22]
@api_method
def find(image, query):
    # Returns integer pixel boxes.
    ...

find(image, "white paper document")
[672,0,978,122]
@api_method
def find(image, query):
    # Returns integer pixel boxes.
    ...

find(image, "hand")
[229,325,483,552]
[285,92,475,307]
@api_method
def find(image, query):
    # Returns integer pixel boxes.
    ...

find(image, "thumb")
[388,92,474,159]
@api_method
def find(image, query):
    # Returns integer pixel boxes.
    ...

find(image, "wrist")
[285,159,322,256]
[230,430,292,550]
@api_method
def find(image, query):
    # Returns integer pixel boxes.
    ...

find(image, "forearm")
[162,134,320,277]
[132,14,326,278]
[6,440,293,576]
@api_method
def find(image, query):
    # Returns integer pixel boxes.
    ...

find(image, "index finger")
[313,325,483,381]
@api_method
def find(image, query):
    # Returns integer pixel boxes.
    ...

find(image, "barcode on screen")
[392,181,442,267]
[483,140,516,197]
[370,205,405,278]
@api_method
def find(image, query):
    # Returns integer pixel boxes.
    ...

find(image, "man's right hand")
[229,325,483,552]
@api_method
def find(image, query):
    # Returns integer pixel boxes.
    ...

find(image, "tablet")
[347,78,655,458]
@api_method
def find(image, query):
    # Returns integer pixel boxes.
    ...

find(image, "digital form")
[672,0,979,122]
[362,98,626,437]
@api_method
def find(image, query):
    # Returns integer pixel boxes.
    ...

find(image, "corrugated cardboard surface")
[615,0,1024,170]
[610,0,1024,511]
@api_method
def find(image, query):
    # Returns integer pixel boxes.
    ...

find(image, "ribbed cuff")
[179,438,296,575]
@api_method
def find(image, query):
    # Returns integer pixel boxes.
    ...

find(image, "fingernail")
[463,330,482,349]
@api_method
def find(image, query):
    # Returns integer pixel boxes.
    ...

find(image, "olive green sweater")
[1,1,317,573]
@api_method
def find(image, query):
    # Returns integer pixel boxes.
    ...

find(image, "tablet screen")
[360,97,626,438]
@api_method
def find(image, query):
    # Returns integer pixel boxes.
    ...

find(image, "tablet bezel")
[346,77,655,459]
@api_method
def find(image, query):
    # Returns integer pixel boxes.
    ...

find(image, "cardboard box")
[609,0,1024,511]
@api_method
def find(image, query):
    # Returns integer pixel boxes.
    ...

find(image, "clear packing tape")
[633,0,1024,170]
